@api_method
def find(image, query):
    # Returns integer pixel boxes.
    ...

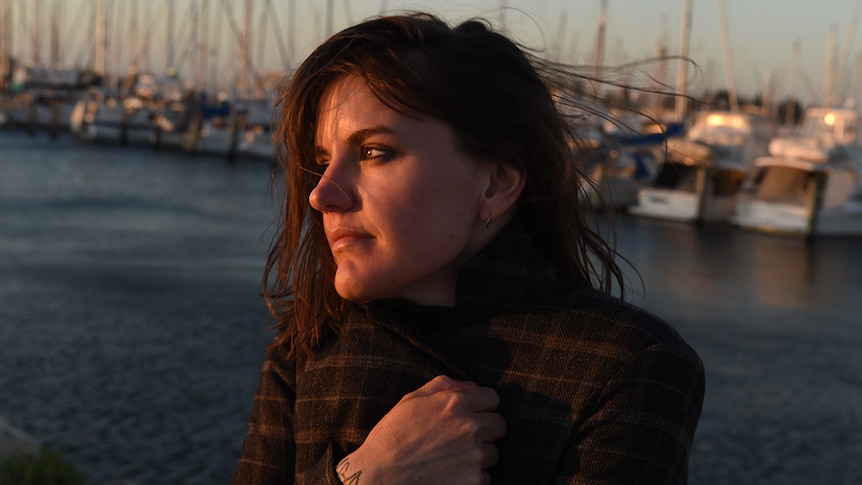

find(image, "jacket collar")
[363,215,573,324]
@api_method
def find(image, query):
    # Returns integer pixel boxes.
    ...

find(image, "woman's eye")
[360,146,391,160]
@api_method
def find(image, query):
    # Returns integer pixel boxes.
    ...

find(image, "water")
[0,132,275,484]
[1,131,860,484]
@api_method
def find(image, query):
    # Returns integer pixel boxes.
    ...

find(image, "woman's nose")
[308,160,355,212]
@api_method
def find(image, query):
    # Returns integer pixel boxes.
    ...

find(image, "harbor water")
[1,131,860,484]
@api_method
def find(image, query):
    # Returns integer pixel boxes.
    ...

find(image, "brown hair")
[264,13,629,360]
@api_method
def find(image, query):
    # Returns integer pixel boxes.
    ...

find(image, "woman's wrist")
[336,452,371,485]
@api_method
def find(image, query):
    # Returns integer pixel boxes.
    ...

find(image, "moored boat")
[629,110,776,222]
[731,107,862,236]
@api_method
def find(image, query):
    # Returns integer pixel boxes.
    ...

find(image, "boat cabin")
[732,156,862,236]
[629,111,776,222]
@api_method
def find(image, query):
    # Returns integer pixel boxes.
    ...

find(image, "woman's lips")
[328,227,373,251]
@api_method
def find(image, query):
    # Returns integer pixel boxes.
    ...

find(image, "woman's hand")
[336,375,506,485]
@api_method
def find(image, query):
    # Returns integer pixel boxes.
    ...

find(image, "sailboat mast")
[288,0,295,65]
[31,0,41,66]
[716,0,738,112]
[835,0,862,100]
[191,0,199,87]
[199,0,209,94]
[0,0,10,88]
[823,25,837,108]
[167,0,176,74]
[142,0,151,72]
[655,21,669,113]
[674,0,692,121]
[786,39,800,125]
[239,0,251,100]
[50,0,61,68]
[595,0,606,74]
[95,0,107,77]
[129,0,138,73]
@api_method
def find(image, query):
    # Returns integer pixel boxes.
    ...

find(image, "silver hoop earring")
[485,214,492,229]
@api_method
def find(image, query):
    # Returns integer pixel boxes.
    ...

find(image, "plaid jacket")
[232,220,705,484]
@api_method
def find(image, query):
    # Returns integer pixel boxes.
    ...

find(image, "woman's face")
[310,75,492,306]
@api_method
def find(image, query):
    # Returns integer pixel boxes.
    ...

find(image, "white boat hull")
[629,187,737,222]
[732,200,862,236]
[629,189,700,221]
[730,200,811,235]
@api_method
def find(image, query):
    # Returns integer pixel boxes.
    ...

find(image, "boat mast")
[655,19,669,114]
[288,0,296,65]
[595,0,606,78]
[31,0,41,67]
[50,0,61,68]
[240,0,251,100]
[835,0,862,102]
[95,0,107,77]
[166,0,176,75]
[198,0,210,95]
[823,25,837,108]
[674,0,692,122]
[256,3,267,87]
[113,0,126,76]
[142,0,151,73]
[129,0,138,73]
[716,0,738,112]
[786,39,800,125]
[0,0,10,89]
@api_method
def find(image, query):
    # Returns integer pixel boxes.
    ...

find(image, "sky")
[5,0,862,105]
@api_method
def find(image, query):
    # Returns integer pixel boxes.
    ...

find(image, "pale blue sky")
[7,0,862,104]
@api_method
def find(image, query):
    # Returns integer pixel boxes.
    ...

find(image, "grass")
[0,448,84,485]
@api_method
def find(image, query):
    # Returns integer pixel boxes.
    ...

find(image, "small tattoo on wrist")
[336,457,362,485]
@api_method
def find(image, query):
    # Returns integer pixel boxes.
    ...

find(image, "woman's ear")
[481,163,525,219]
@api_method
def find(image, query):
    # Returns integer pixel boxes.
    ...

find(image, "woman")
[233,13,704,485]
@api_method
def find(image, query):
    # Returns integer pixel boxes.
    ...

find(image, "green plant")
[0,448,84,485]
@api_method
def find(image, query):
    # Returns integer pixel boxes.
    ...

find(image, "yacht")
[629,110,776,222]
[731,107,862,236]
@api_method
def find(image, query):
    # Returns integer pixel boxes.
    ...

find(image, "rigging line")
[83,4,95,69]
[171,3,200,76]
[68,0,90,68]
[129,0,168,72]
[217,0,267,97]
[113,0,126,73]
[836,0,862,99]
[257,1,268,74]
[266,0,290,69]
[168,0,198,74]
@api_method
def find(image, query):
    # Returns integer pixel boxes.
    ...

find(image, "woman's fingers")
[475,410,507,442]
[456,384,500,412]
[406,375,477,399]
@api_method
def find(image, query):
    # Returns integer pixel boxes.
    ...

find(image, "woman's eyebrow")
[314,126,398,156]
[347,126,397,146]
[312,146,328,159]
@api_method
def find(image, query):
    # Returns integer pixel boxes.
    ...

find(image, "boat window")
[822,170,857,209]
[653,162,699,192]
[841,121,857,145]
[712,169,747,196]
[751,166,814,205]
